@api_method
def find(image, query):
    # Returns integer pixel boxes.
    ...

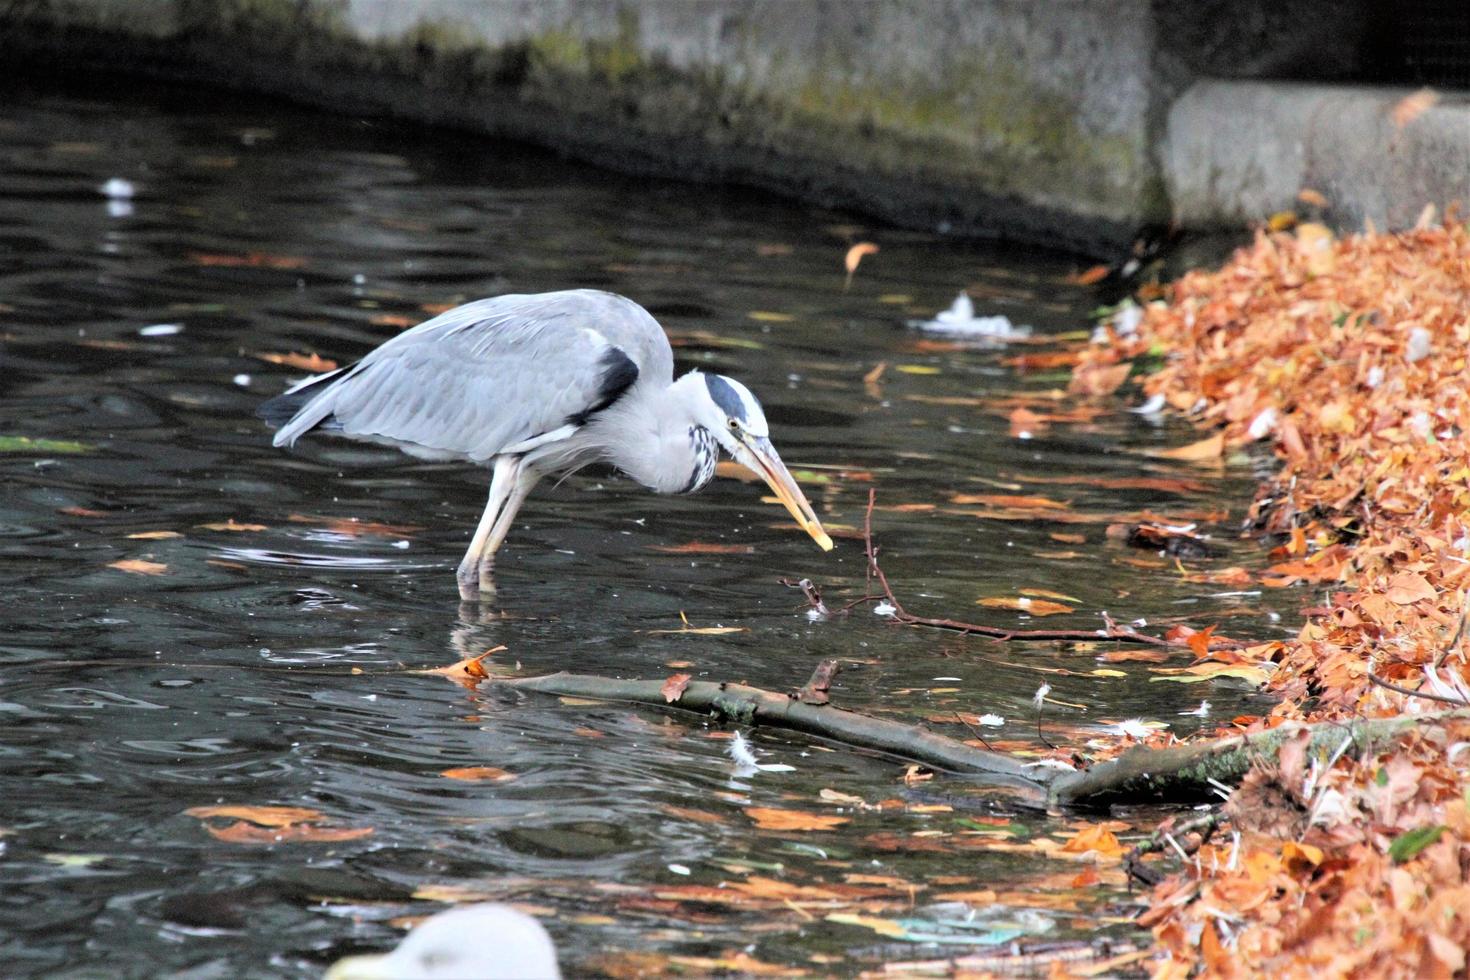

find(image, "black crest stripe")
[703,374,747,422]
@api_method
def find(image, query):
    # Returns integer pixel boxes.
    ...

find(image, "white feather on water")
[906,293,1030,339]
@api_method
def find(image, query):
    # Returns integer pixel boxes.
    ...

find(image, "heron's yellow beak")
[737,436,834,551]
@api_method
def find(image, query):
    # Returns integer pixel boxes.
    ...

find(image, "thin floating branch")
[858,488,1176,648]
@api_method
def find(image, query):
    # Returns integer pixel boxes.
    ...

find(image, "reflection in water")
[0,77,1286,976]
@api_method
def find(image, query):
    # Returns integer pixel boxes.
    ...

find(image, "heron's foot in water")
[456,557,497,602]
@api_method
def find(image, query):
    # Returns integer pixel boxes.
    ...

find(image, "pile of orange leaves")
[1086,217,1470,975]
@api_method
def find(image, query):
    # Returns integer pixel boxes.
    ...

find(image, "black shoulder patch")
[703,374,747,422]
[567,346,639,426]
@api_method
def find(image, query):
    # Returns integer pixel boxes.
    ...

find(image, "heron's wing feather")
[267,290,667,462]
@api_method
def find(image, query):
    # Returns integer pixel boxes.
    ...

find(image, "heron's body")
[260,289,831,598]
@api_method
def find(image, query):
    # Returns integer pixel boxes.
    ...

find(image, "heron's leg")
[477,468,542,592]
[457,456,521,600]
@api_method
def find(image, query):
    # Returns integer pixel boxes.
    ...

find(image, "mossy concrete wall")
[7,0,1462,253]
[4,0,1166,253]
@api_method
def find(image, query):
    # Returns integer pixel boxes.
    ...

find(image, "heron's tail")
[257,366,349,446]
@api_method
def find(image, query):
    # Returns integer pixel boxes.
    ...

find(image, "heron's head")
[694,373,834,552]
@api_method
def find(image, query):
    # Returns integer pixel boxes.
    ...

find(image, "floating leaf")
[127,531,182,540]
[746,806,849,831]
[650,541,755,555]
[1067,361,1132,397]
[0,436,92,454]
[647,612,747,636]
[952,494,1069,509]
[1070,264,1111,286]
[1148,432,1225,461]
[109,558,167,576]
[1150,663,1269,685]
[1058,824,1125,858]
[196,519,268,532]
[252,351,338,372]
[412,646,503,689]
[190,251,306,270]
[977,596,1073,616]
[1020,588,1081,602]
[203,821,373,844]
[843,242,879,288]
[185,805,323,826]
[287,514,421,537]
[746,311,795,323]
[440,766,516,782]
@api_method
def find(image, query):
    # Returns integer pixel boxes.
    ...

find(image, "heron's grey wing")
[268,290,664,462]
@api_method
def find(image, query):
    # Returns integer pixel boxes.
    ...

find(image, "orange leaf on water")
[109,558,167,575]
[977,596,1074,616]
[203,821,374,844]
[287,514,422,537]
[253,351,338,372]
[843,242,879,290]
[1008,406,1048,438]
[1185,624,1218,657]
[1148,432,1225,462]
[185,805,323,826]
[951,493,1070,509]
[1071,866,1102,887]
[127,531,182,540]
[1070,264,1111,286]
[746,806,849,831]
[413,646,504,689]
[191,251,306,270]
[440,766,516,782]
[1059,824,1125,858]
[196,519,268,532]
[1067,361,1132,397]
[714,460,761,482]
[661,673,693,703]
[650,542,755,555]
[59,506,108,518]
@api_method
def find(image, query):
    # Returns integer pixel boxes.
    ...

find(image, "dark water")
[0,79,1285,977]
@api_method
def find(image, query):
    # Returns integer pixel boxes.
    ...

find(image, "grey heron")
[259,289,833,599]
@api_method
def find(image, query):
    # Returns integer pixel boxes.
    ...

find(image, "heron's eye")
[727,418,741,431]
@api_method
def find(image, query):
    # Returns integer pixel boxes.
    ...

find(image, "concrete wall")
[4,0,1467,254]
[1165,81,1470,232]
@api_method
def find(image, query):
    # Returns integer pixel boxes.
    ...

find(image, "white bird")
[259,289,832,599]
[324,904,560,980]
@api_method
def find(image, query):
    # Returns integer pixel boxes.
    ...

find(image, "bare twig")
[953,711,995,752]
[791,659,840,705]
[779,577,830,617]
[1368,671,1470,707]
[1125,811,1228,887]
[859,488,1179,648]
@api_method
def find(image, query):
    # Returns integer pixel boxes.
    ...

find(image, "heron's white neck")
[596,372,718,494]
